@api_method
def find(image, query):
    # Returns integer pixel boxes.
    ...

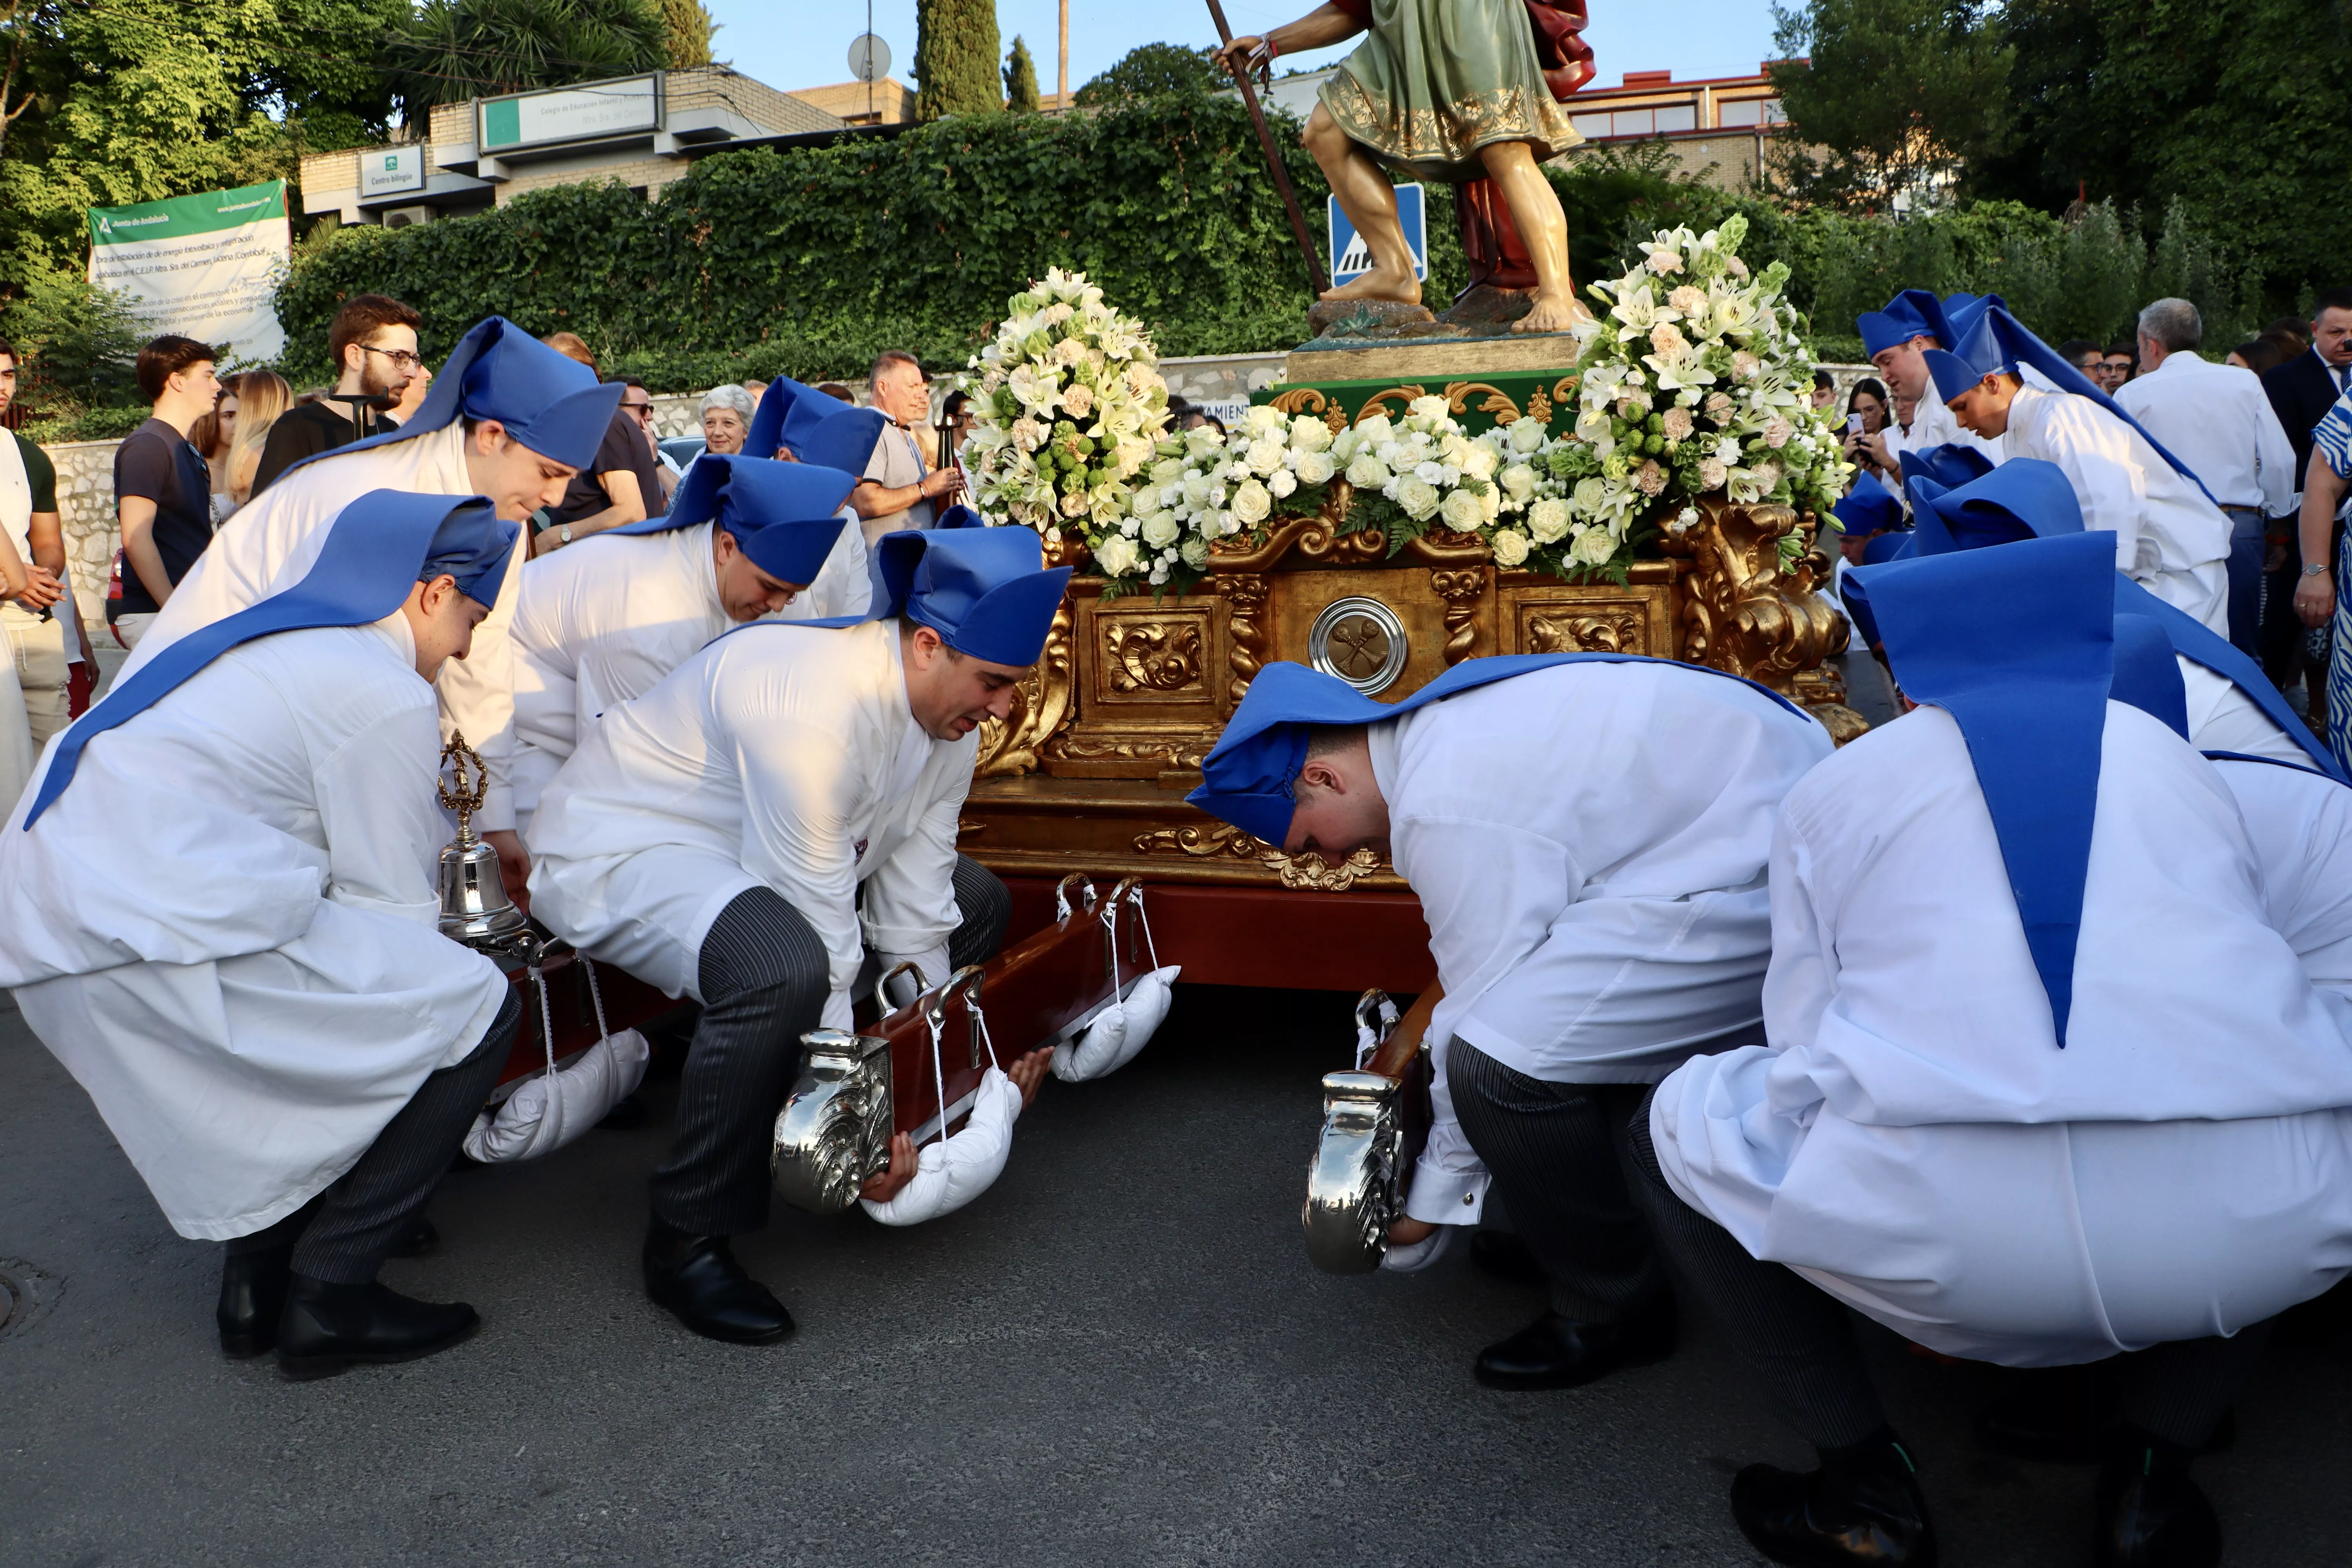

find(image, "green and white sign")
[87,180,289,362]
[479,74,661,154]
[361,145,426,199]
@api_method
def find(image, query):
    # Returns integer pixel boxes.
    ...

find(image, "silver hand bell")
[435,730,529,950]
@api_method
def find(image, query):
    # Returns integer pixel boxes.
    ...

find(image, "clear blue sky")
[704,2,1786,99]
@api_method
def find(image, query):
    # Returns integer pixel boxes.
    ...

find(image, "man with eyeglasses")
[250,294,421,496]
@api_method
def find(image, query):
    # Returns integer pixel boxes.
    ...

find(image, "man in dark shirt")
[535,350,661,554]
[112,335,221,648]
[249,294,421,496]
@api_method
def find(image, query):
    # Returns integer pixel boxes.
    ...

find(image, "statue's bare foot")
[1512,289,1592,334]
[1319,264,1423,308]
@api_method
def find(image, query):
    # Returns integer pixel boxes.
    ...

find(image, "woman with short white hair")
[699,385,754,457]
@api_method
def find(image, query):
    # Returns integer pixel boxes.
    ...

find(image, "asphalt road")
[5,982,2351,1567]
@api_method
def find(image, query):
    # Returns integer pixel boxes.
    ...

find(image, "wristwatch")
[559,524,573,545]
[2305,562,2329,577]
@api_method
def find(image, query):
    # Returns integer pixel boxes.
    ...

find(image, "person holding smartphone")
[1841,376,1896,484]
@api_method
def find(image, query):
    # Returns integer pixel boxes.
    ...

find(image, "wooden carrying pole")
[1204,0,1331,295]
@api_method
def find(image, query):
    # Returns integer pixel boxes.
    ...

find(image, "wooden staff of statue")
[1217,0,1597,335]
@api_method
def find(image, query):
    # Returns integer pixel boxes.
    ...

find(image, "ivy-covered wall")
[277,94,1468,390]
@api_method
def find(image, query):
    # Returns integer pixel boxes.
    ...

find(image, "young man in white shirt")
[528,528,1068,1345]
[0,492,524,1377]
[2116,297,2298,655]
[1852,289,2004,476]
[1187,651,1831,1391]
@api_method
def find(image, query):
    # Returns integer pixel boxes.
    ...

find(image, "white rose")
[1457,442,1500,480]
[1292,450,1337,486]
[1407,394,1450,423]
[1572,526,1619,567]
[1140,514,1182,549]
[1289,417,1333,454]
[1230,479,1273,526]
[1490,529,1531,567]
[1508,419,1548,454]
[1244,403,1289,436]
[1528,497,1571,543]
[1183,428,1225,460]
[1151,457,1186,487]
[1269,468,1298,499]
[1346,454,1392,489]
[1439,487,1484,532]
[1572,477,1609,512]
[1246,436,1288,477]
[1330,428,1362,462]
[1394,475,1441,521]
[1180,535,1210,568]
[1500,463,1538,503]
[1094,534,1142,577]
[1354,414,1394,445]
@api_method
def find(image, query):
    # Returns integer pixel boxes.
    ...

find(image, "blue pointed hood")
[610,454,853,584]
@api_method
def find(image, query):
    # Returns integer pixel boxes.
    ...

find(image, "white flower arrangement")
[1473,214,1851,583]
[962,269,1173,583]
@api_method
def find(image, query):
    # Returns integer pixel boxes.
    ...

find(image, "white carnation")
[1269,468,1298,498]
[1180,535,1210,568]
[1414,460,1448,486]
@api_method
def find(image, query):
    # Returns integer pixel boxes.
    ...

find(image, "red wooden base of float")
[1001,878,1435,993]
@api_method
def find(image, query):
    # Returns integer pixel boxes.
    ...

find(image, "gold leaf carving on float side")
[1266,388,1330,418]
[974,594,1075,779]
[1428,568,1486,664]
[1132,821,1388,892]
[1354,385,1428,424]
[1441,381,1520,425]
[1221,573,1271,708]
[1523,387,1552,428]
[1045,732,1215,766]
[1105,621,1206,693]
[1526,606,1645,654]
[1661,495,1849,696]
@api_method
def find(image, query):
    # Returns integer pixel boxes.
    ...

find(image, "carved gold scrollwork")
[1523,387,1552,429]
[1354,385,1428,424]
[1428,568,1486,665]
[1045,732,1216,766]
[1659,496,1849,696]
[1441,381,1520,425]
[1131,821,1388,892]
[1527,608,1643,654]
[974,594,1075,779]
[1266,388,1329,417]
[1221,573,1270,708]
[1107,622,1205,693]
[1552,374,1580,405]
[1298,486,1390,563]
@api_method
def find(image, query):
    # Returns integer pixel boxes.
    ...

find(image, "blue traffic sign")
[1327,184,1428,285]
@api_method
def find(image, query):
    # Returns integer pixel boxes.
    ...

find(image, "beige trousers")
[3,600,71,746]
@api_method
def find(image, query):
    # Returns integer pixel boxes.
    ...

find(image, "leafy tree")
[382,0,669,117]
[659,0,717,69]
[1973,0,2352,311]
[1073,41,1226,106]
[1004,34,1041,114]
[1766,0,2012,212]
[914,0,1002,121]
[0,265,145,416]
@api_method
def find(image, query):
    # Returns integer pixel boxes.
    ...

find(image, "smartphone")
[1846,413,1864,435]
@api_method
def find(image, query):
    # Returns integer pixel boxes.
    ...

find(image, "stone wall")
[44,440,123,624]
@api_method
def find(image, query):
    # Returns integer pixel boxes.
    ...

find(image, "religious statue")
[1218,0,1597,334]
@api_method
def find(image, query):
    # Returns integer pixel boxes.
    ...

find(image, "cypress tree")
[915,0,1004,120]
[1004,34,1041,114]
[660,0,717,68]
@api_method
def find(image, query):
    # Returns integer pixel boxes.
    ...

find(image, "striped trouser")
[650,856,1011,1235]
[225,987,523,1284]
[1447,1042,1665,1324]
[1622,1086,2268,1452]
[2330,529,2352,779]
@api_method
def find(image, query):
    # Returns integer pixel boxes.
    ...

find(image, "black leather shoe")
[1469,1230,1550,1287]
[2096,1431,2221,1568]
[218,1246,295,1358]
[642,1223,795,1345]
[388,1215,439,1259]
[1731,1440,1937,1566]
[274,1277,479,1380]
[1473,1303,1675,1390]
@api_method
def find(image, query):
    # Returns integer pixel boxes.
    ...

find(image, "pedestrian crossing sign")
[1328,184,1429,285]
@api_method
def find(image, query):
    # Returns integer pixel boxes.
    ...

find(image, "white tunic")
[527,619,973,1024]
[2114,354,2297,516]
[1651,704,2352,1366]
[111,426,535,830]
[2181,660,2312,764]
[508,517,871,833]
[2215,757,2352,1000]
[0,622,507,1240]
[2003,385,2232,635]
[1885,393,2004,475]
[1376,662,1834,1224]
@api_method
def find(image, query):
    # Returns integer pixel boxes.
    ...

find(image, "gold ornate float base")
[959,374,1861,896]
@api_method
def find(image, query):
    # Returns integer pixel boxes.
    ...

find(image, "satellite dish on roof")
[848,34,891,83]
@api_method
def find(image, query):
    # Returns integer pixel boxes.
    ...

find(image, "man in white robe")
[0,492,526,1378]
[113,316,623,910]
[1854,289,2005,479]
[528,527,1069,1344]
[2210,754,2352,1001]
[508,456,866,839]
[1639,534,2352,1568]
[1184,652,1831,1391]
[1896,457,2341,777]
[1926,304,2234,634]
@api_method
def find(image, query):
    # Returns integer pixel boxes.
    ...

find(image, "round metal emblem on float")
[1309,597,1409,695]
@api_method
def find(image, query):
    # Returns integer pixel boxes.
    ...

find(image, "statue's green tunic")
[1319,0,1583,182]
